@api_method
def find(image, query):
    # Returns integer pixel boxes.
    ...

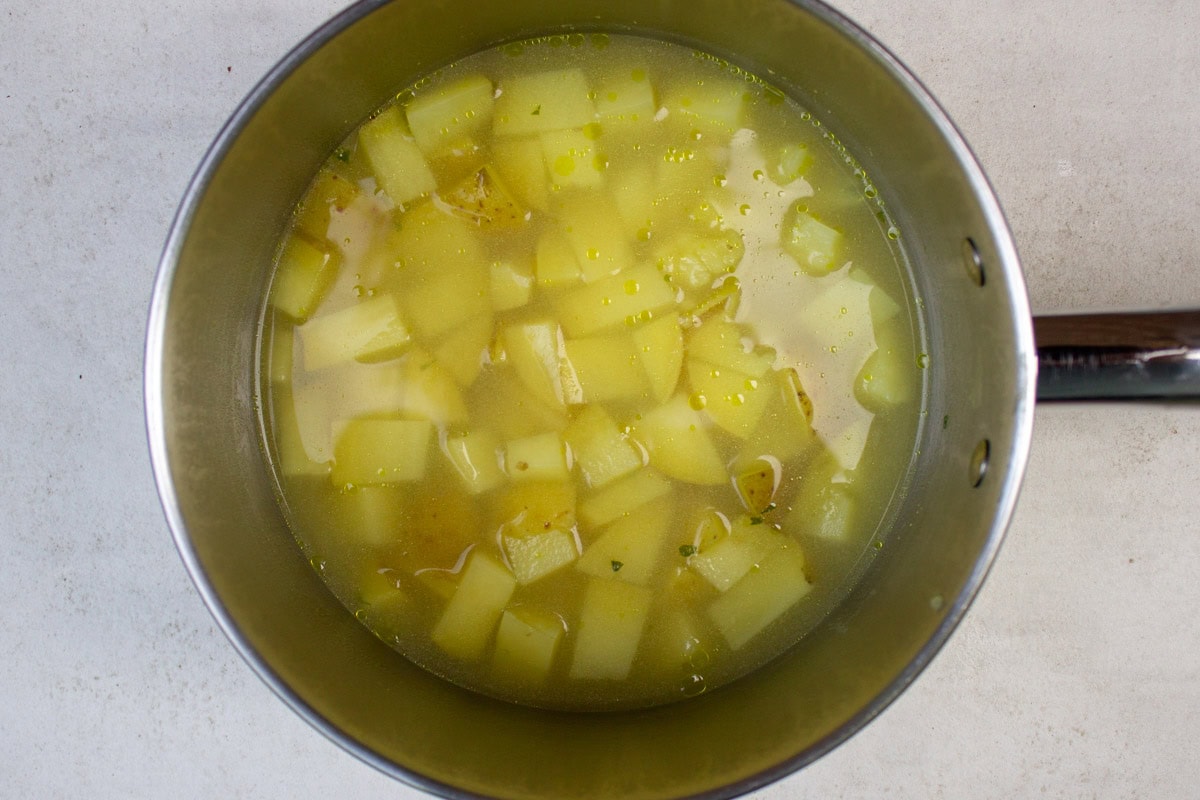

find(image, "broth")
[260,34,923,710]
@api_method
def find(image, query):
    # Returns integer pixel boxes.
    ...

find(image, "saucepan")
[144,0,1200,797]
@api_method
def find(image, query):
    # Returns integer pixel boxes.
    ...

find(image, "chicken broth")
[261,34,924,710]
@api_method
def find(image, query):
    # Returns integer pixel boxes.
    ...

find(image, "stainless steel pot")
[144,1,1200,797]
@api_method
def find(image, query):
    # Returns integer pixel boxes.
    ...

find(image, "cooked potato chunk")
[629,394,726,485]
[406,74,494,155]
[503,528,578,584]
[708,542,811,649]
[331,418,433,487]
[556,263,677,338]
[493,608,564,683]
[431,551,517,660]
[570,579,652,680]
[494,68,594,136]
[271,235,338,322]
[563,405,643,488]
[358,107,437,205]
[298,293,411,370]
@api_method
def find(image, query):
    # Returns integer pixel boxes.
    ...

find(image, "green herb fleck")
[531,104,542,116]
[942,414,949,430]
[749,516,764,525]
[611,560,623,572]
[762,502,777,514]
[679,544,697,557]
[334,147,351,163]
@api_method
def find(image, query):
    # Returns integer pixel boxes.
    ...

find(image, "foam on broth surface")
[260,33,924,710]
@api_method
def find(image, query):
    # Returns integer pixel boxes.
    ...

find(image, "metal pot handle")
[1034,310,1200,400]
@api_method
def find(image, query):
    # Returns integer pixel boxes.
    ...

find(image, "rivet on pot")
[969,438,990,487]
[962,237,985,286]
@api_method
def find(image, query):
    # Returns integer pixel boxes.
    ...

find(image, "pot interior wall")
[154,0,1032,796]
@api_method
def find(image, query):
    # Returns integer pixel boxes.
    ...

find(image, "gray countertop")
[3,0,1198,797]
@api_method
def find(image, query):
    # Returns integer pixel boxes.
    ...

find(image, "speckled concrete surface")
[2,1,1197,797]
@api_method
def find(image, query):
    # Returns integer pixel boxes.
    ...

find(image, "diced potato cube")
[656,229,745,291]
[594,70,657,122]
[502,528,578,584]
[298,294,411,371]
[406,74,494,155]
[786,481,855,542]
[493,608,564,683]
[741,368,815,463]
[356,568,409,639]
[687,320,775,378]
[491,480,576,535]
[331,418,433,487]
[271,235,338,322]
[688,358,772,438]
[505,431,568,481]
[438,166,526,228]
[358,106,437,205]
[646,608,709,674]
[569,578,652,681]
[768,143,811,185]
[476,369,569,440]
[733,457,781,515]
[494,68,594,137]
[501,321,583,407]
[444,430,505,495]
[708,543,811,649]
[855,333,914,411]
[433,313,493,386]
[267,322,294,385]
[558,195,634,281]
[557,262,678,338]
[783,207,842,275]
[395,352,469,426]
[563,405,643,488]
[295,169,360,243]
[341,486,405,546]
[610,166,657,236]
[389,205,489,340]
[689,524,780,592]
[869,285,904,328]
[578,469,671,528]
[431,551,517,661]
[576,501,673,585]
[666,79,746,130]
[563,334,648,404]
[630,314,683,404]
[272,389,331,478]
[490,259,534,311]
[541,128,605,189]
[535,230,581,286]
[629,394,727,485]
[491,137,550,211]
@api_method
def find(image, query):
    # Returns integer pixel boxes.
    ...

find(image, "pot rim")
[144,0,1038,796]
